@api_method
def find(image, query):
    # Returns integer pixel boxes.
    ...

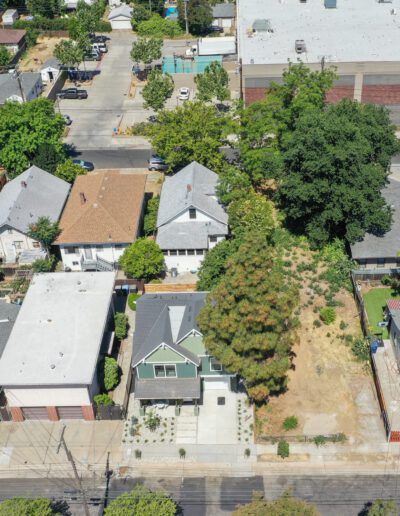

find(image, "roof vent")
[324,0,337,7]
[295,40,306,54]
[50,364,55,369]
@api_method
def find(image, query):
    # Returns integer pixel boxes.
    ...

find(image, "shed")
[212,3,235,29]
[108,4,133,30]
[41,57,61,83]
[2,9,18,27]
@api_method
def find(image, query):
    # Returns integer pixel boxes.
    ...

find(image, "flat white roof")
[237,0,400,65]
[0,272,115,387]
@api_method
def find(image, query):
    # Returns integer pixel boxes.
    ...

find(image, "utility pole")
[102,451,113,511]
[184,0,189,35]
[57,425,90,516]
[13,69,25,103]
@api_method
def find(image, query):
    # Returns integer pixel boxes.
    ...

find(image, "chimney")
[20,181,27,188]
[79,192,86,204]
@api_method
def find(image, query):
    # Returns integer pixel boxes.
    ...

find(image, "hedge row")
[13,17,112,33]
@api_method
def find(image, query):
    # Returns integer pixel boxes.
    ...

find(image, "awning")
[134,377,201,400]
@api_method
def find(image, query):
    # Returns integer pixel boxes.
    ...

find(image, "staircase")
[80,255,115,272]
[176,415,198,444]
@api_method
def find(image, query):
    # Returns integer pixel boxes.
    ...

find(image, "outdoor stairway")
[176,415,198,444]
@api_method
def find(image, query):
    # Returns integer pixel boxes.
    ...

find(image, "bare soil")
[19,36,67,71]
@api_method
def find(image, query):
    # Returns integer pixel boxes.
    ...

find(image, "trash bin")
[371,340,379,354]
[171,267,178,278]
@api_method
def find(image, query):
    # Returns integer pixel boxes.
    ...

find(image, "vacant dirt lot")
[256,247,385,445]
[19,36,67,71]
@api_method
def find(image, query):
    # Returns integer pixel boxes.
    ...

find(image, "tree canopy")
[367,499,398,516]
[227,190,275,241]
[0,46,10,66]
[195,61,230,103]
[178,0,212,35]
[197,233,299,401]
[28,217,60,252]
[26,0,62,18]
[0,497,56,516]
[142,70,174,112]
[104,484,177,516]
[196,239,236,291]
[119,238,164,281]
[233,492,319,516]
[55,159,87,183]
[144,195,160,236]
[147,101,230,172]
[32,142,64,174]
[278,100,397,246]
[0,98,65,177]
[130,37,163,66]
[53,39,83,68]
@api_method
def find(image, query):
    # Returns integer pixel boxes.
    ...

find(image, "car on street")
[148,155,168,171]
[58,88,88,99]
[63,114,72,125]
[207,25,224,33]
[90,34,109,44]
[72,159,94,171]
[178,87,190,101]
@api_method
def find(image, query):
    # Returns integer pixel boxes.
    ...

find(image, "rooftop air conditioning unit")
[324,0,337,7]
[295,40,306,54]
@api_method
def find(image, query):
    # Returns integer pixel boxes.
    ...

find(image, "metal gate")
[22,407,48,420]
[57,407,83,419]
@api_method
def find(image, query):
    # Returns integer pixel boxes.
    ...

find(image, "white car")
[178,87,190,101]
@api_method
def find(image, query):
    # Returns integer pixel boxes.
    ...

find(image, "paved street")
[72,148,152,169]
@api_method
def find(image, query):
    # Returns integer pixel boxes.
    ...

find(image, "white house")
[2,9,18,27]
[108,4,133,29]
[56,171,146,271]
[0,166,70,265]
[156,162,229,273]
[40,57,61,83]
[0,272,116,421]
[0,29,26,55]
[0,72,42,105]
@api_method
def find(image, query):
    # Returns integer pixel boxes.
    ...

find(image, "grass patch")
[128,293,141,311]
[363,288,398,338]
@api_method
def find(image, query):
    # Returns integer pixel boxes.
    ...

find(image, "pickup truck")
[57,88,88,99]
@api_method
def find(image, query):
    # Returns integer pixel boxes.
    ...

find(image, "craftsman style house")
[132,293,235,405]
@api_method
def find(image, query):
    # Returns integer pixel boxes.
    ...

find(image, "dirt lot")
[19,36,67,71]
[256,247,385,445]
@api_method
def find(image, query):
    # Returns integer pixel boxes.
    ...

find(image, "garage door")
[57,407,83,420]
[203,377,230,390]
[22,407,48,420]
[111,20,132,29]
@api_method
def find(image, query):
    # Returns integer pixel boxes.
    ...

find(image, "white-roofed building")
[0,272,116,421]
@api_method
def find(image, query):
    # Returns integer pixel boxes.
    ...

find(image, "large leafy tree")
[367,499,398,516]
[104,484,177,516]
[195,62,230,104]
[142,70,174,112]
[227,190,275,241]
[55,159,87,183]
[54,39,83,68]
[196,239,236,291]
[26,0,62,18]
[0,46,10,66]
[278,100,398,246]
[147,101,230,172]
[119,238,164,281]
[197,233,299,401]
[32,142,64,174]
[216,165,252,206]
[0,98,65,177]
[134,0,164,16]
[233,492,319,516]
[130,37,163,67]
[178,0,212,35]
[0,497,56,515]
[28,217,60,253]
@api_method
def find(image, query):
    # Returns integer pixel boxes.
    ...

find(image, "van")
[91,42,107,53]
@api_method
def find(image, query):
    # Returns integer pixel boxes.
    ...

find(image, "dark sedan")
[73,159,94,171]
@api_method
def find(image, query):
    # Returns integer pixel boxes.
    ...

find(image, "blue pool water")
[165,6,177,16]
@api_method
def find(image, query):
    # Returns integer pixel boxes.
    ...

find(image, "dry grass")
[19,36,68,71]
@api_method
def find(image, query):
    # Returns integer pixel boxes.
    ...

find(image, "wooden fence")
[144,283,197,293]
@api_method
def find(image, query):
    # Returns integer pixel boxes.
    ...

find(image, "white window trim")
[210,358,222,371]
[153,364,177,378]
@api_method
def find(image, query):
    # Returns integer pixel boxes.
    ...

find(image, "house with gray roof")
[132,293,235,404]
[212,3,235,30]
[0,72,42,105]
[0,301,20,361]
[156,162,229,273]
[350,173,400,272]
[108,3,133,29]
[0,166,70,264]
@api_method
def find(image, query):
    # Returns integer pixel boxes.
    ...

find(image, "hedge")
[13,17,111,34]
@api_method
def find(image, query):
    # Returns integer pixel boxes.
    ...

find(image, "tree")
[144,195,160,236]
[195,61,230,103]
[54,39,83,68]
[0,46,10,66]
[227,190,275,241]
[178,0,212,35]
[104,356,119,391]
[130,37,163,67]
[147,101,229,172]
[55,159,87,183]
[196,239,236,291]
[94,393,114,406]
[26,0,62,18]
[28,217,60,253]
[367,499,398,516]
[0,98,65,177]
[197,233,299,401]
[233,492,319,516]
[134,0,164,16]
[0,497,56,516]
[104,484,177,516]
[137,14,183,38]
[278,100,398,246]
[32,257,55,273]
[114,312,128,340]
[216,165,252,206]
[32,142,64,174]
[131,4,152,29]
[119,238,164,281]
[142,69,174,111]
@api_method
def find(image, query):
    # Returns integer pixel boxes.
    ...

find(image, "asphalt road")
[1,475,400,515]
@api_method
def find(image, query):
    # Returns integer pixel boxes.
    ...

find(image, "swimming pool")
[165,6,177,16]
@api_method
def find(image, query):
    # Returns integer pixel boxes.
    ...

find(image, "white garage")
[108,4,133,30]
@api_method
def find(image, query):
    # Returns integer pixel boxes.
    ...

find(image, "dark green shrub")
[179,448,186,459]
[277,440,289,458]
[114,312,128,340]
[104,356,119,391]
[313,435,327,447]
[351,337,370,361]
[144,410,161,432]
[32,257,56,273]
[313,319,322,328]
[94,393,113,406]
[95,20,112,32]
[319,306,336,325]
[283,416,298,431]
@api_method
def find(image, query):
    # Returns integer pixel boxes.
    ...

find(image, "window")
[169,250,177,256]
[65,246,79,254]
[196,249,204,255]
[114,244,123,249]
[377,258,385,268]
[358,259,366,270]
[72,261,79,266]
[13,241,23,250]
[7,229,12,234]
[187,249,195,255]
[189,208,196,219]
[32,241,40,248]
[96,245,104,250]
[209,236,217,243]
[154,365,176,378]
[178,250,186,256]
[210,358,222,371]
[163,250,168,256]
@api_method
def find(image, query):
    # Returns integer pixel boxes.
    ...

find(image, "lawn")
[363,288,399,338]
[128,292,141,311]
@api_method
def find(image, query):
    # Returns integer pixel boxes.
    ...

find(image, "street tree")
[0,46,10,66]
[227,190,275,241]
[196,239,236,291]
[233,492,319,516]
[104,484,177,516]
[142,69,174,111]
[147,101,230,172]
[28,217,60,253]
[119,238,164,281]
[134,0,164,16]
[367,499,398,516]
[26,0,62,18]
[195,61,230,104]
[0,98,65,177]
[178,0,212,35]
[54,39,83,68]
[130,37,163,67]
[32,142,64,174]
[278,100,398,246]
[55,159,87,183]
[75,0,100,34]
[0,497,56,516]
[197,233,299,401]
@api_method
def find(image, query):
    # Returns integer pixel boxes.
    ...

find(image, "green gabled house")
[132,292,236,404]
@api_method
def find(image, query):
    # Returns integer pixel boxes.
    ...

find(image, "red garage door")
[22,407,48,420]
[57,407,83,419]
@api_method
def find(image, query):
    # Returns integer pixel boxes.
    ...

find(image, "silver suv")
[148,155,168,171]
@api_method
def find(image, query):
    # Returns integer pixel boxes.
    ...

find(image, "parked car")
[58,88,88,99]
[72,159,94,171]
[90,34,109,44]
[178,87,190,101]
[84,50,101,61]
[92,42,107,53]
[207,25,224,33]
[148,155,168,171]
[63,114,72,126]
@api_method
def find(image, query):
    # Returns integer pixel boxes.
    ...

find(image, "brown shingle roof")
[56,171,146,245]
[0,29,26,45]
